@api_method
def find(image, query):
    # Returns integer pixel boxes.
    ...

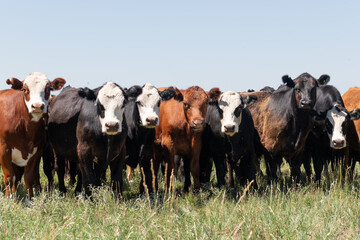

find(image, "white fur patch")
[97,82,126,134]
[326,106,347,149]
[218,91,242,135]
[23,72,50,121]
[136,83,161,128]
[11,147,38,167]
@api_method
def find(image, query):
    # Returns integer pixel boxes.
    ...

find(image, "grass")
[1,160,360,239]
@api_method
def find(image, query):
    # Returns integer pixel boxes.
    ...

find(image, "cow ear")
[243,94,257,108]
[317,74,330,85]
[78,87,96,100]
[6,78,23,90]
[173,88,183,101]
[159,87,176,101]
[349,109,360,120]
[282,75,294,88]
[208,88,221,103]
[50,78,66,90]
[126,85,142,100]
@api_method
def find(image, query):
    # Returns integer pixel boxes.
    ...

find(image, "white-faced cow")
[48,82,129,197]
[124,83,176,193]
[200,90,258,188]
[0,72,65,198]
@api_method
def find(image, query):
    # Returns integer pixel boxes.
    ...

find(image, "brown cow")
[0,72,65,198]
[153,86,215,192]
[247,73,329,181]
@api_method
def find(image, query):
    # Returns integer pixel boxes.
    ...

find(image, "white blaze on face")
[326,106,347,149]
[97,82,126,134]
[11,147,38,167]
[136,83,161,128]
[23,72,50,121]
[218,91,242,136]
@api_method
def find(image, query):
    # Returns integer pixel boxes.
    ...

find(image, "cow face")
[324,105,360,149]
[283,73,329,111]
[178,86,208,132]
[6,72,66,121]
[96,82,127,135]
[218,91,257,136]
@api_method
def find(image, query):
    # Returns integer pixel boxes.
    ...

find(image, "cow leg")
[75,167,82,194]
[265,153,281,183]
[213,154,226,187]
[78,143,96,198]
[290,155,301,184]
[301,149,312,182]
[242,149,258,190]
[42,145,54,191]
[110,148,126,196]
[55,155,67,194]
[313,150,324,184]
[183,156,191,192]
[69,160,78,186]
[227,161,234,188]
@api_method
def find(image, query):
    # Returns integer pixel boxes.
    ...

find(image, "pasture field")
[1,161,360,239]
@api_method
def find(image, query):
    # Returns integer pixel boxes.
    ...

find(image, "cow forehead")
[137,83,160,103]
[183,90,207,104]
[219,91,241,107]
[24,72,49,89]
[327,107,347,124]
[97,82,125,104]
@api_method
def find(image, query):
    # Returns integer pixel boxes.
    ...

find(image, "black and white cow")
[48,82,129,197]
[200,89,258,188]
[301,84,360,182]
[124,83,176,192]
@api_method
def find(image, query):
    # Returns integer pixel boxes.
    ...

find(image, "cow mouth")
[105,130,120,135]
[142,123,157,129]
[31,108,44,114]
[224,131,235,136]
[331,144,346,149]
[190,125,204,132]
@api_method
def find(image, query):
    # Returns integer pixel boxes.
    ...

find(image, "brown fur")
[343,87,360,151]
[154,86,208,192]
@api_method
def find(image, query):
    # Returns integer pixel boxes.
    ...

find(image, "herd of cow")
[2,72,360,199]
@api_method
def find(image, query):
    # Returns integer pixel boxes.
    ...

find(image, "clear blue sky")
[1,1,359,94]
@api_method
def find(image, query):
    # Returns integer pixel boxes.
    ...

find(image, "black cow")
[199,89,258,189]
[301,84,360,182]
[48,82,129,197]
[124,83,175,193]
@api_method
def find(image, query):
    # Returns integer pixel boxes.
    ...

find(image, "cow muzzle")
[190,119,204,131]
[144,117,158,128]
[31,103,45,114]
[299,100,313,110]
[331,138,346,149]
[223,124,236,136]
[105,121,120,135]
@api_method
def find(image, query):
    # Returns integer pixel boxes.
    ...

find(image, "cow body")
[0,72,65,198]
[302,85,360,182]
[247,73,328,181]
[200,90,258,188]
[154,86,208,192]
[124,84,175,193]
[48,83,128,196]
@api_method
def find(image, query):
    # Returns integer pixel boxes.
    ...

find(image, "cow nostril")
[333,139,345,145]
[146,117,158,125]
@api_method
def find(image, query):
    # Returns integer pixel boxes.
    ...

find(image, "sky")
[1,1,360,94]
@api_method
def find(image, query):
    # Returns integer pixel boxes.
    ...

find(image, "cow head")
[282,73,329,110]
[95,82,127,135]
[319,105,360,149]
[217,91,257,136]
[127,83,176,128]
[6,72,66,121]
[174,86,208,132]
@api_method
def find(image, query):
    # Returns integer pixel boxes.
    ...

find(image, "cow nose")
[300,100,312,108]
[31,103,45,113]
[191,120,204,129]
[332,139,345,147]
[105,122,119,132]
[146,117,158,126]
[224,124,235,133]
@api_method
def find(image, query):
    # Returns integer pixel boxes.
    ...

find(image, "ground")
[0,159,360,239]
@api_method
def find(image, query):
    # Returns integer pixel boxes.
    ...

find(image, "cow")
[199,89,258,189]
[48,82,129,197]
[153,86,211,192]
[301,84,360,182]
[247,73,329,182]
[341,87,360,178]
[123,83,175,193]
[0,72,65,198]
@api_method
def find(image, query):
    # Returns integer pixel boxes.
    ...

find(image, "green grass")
[1,161,360,239]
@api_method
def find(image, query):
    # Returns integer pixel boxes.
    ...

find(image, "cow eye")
[234,106,242,117]
[294,88,301,93]
[136,101,143,107]
[22,88,29,94]
[157,101,161,107]
[183,103,190,109]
